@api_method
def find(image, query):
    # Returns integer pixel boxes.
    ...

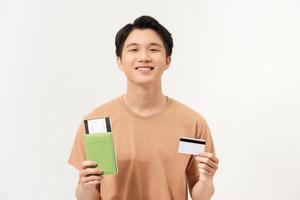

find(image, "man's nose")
[138,50,151,62]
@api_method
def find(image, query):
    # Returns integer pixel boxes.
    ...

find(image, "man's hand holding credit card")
[178,136,219,182]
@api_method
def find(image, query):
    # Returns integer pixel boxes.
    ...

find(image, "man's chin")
[128,79,159,86]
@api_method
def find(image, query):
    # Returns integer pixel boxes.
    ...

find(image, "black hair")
[115,15,173,58]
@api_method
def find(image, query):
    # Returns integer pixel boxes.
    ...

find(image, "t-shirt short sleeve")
[185,118,216,192]
[68,121,86,170]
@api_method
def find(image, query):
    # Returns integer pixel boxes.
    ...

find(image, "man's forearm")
[76,183,101,200]
[191,178,215,200]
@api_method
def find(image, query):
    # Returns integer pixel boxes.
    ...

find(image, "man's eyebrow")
[149,43,163,47]
[125,43,139,48]
[125,42,163,48]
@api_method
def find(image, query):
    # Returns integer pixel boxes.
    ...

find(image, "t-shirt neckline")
[118,94,173,120]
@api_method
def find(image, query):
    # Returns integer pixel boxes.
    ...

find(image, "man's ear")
[165,56,171,70]
[117,56,123,71]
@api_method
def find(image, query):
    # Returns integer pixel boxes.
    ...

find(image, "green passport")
[83,117,118,175]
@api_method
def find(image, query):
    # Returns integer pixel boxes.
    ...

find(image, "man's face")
[117,29,171,85]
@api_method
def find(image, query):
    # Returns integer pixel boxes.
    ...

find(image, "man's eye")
[129,49,138,52]
[150,49,159,52]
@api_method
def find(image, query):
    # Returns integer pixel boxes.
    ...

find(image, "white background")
[1,0,300,199]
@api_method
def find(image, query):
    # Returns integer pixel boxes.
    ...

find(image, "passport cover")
[84,132,118,175]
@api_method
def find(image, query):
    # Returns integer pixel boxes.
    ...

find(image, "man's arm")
[76,182,100,200]
[191,177,214,200]
[191,152,219,200]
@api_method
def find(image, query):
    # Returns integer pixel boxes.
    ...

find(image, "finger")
[196,153,219,164]
[85,180,101,186]
[81,175,102,184]
[199,167,213,176]
[80,168,103,178]
[198,152,219,163]
[198,163,216,175]
[198,163,215,176]
[80,160,98,170]
[195,156,218,170]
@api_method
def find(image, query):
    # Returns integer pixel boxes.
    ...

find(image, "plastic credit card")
[178,137,206,155]
[84,117,111,134]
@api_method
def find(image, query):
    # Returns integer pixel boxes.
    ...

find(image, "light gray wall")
[1,0,299,199]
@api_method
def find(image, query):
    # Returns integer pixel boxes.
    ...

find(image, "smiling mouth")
[135,66,154,71]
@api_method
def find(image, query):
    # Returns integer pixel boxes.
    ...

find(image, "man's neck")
[123,80,167,117]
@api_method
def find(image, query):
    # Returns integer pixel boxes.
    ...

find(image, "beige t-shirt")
[68,95,215,200]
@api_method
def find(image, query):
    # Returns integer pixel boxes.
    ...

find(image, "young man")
[68,16,219,200]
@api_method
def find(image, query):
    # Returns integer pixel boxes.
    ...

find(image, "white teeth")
[137,67,152,71]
